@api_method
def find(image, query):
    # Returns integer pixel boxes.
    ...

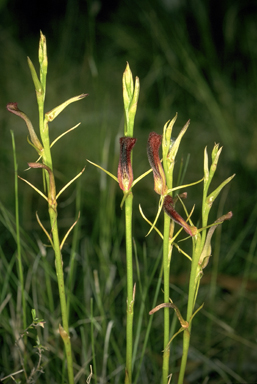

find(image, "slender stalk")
[177,145,233,383]
[51,212,73,362]
[91,298,97,384]
[134,251,163,384]
[178,233,201,384]
[30,33,74,384]
[11,131,26,331]
[42,255,54,314]
[122,63,139,383]
[161,118,178,383]
[162,213,171,383]
[125,191,134,383]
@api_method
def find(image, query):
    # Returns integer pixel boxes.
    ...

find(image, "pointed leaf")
[206,174,235,211]
[87,159,118,183]
[27,57,43,95]
[45,94,88,122]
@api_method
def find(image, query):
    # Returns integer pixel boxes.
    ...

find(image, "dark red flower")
[163,195,197,236]
[118,137,137,191]
[147,132,167,195]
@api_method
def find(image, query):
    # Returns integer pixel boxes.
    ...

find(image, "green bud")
[123,62,134,108]
[38,31,48,92]
[203,146,209,183]
[166,119,190,167]
[162,114,177,159]
[211,143,221,162]
[209,144,223,181]
[122,62,140,137]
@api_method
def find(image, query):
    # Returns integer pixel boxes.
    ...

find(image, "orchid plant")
[7,32,235,384]
[7,32,86,384]
[88,64,235,383]
[143,121,235,383]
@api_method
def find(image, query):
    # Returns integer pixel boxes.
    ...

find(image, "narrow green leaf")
[27,57,43,95]
[45,94,88,122]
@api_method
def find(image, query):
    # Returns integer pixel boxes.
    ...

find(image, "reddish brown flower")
[118,137,137,191]
[163,195,197,236]
[147,132,167,195]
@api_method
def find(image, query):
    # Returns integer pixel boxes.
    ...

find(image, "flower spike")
[147,132,167,195]
[163,195,197,236]
[117,137,137,192]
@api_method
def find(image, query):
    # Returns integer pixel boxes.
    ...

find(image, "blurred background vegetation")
[1,0,257,383]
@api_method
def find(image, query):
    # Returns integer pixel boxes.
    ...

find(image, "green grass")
[1,1,257,383]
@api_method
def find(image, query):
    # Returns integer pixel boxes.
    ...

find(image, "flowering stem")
[39,97,75,383]
[178,145,234,383]
[27,33,74,384]
[178,233,201,384]
[125,191,134,383]
[162,213,171,384]
[49,205,74,383]
[122,63,139,383]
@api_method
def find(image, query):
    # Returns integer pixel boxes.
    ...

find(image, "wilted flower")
[117,137,137,192]
[147,132,167,195]
[6,102,43,154]
[163,195,197,236]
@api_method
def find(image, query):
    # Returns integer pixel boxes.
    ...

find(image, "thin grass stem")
[11,131,27,332]
[134,250,163,384]
[90,298,97,384]
[67,178,81,320]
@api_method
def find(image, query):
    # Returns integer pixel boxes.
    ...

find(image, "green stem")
[162,213,171,384]
[178,233,202,384]
[49,204,74,384]
[91,298,97,384]
[178,329,191,384]
[125,191,134,384]
[37,87,74,384]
